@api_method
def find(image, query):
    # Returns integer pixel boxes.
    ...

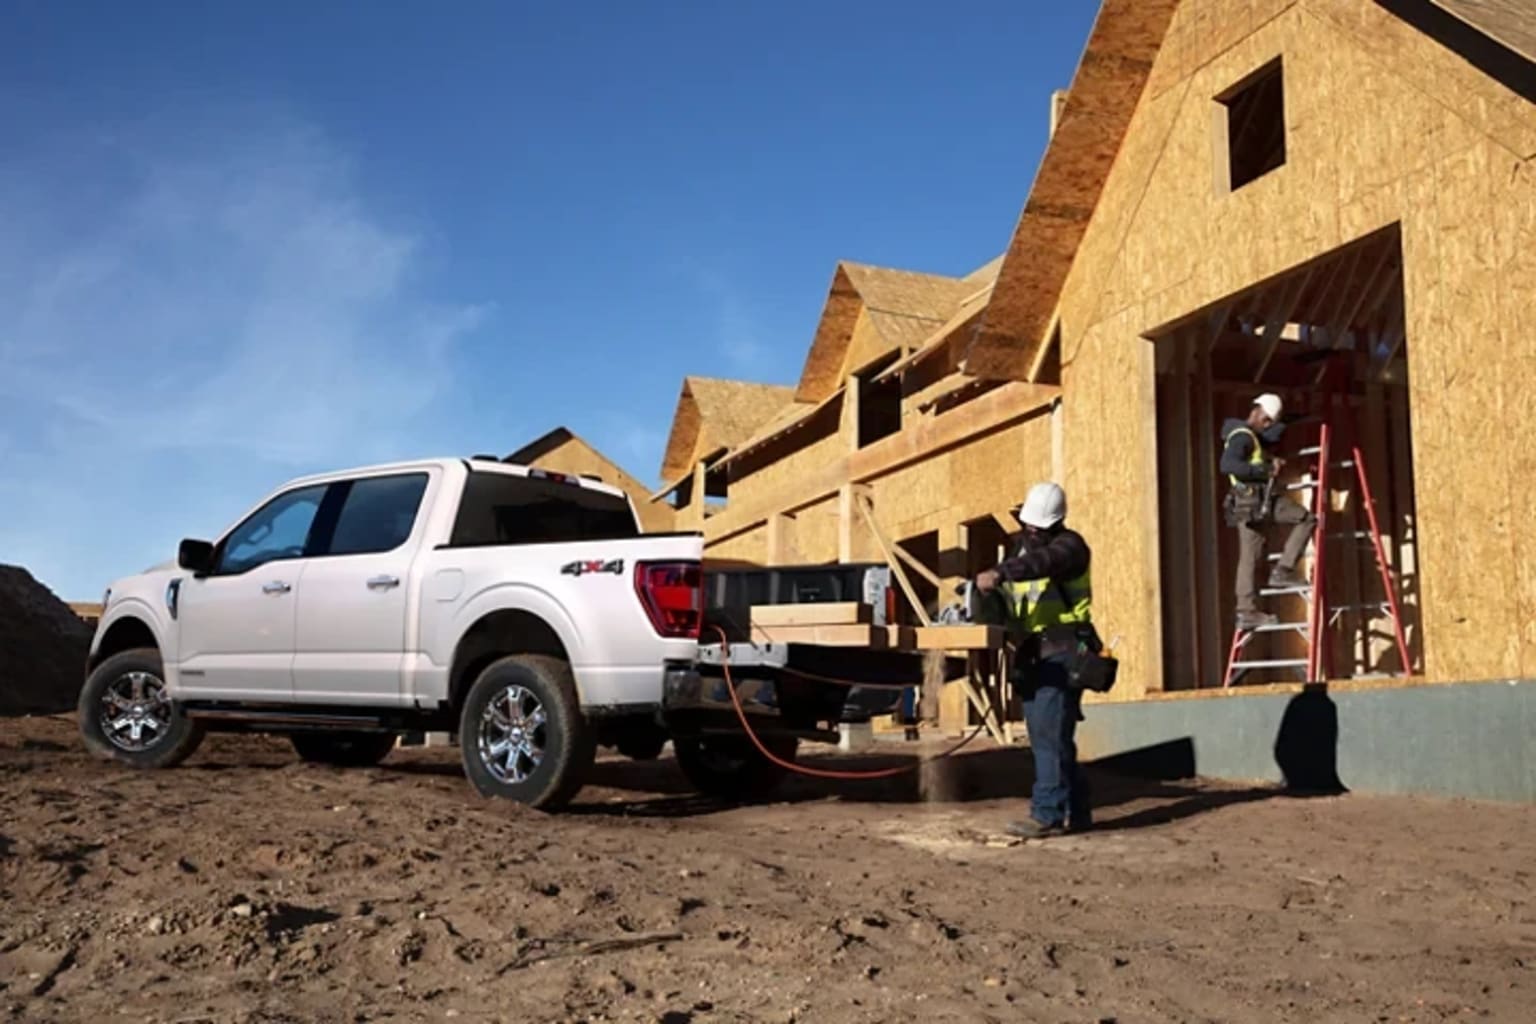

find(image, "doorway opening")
[1148,225,1421,688]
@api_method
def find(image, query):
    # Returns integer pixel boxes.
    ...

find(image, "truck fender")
[441,583,585,700]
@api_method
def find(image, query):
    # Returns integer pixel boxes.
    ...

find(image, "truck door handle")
[262,580,292,595]
[366,575,400,591]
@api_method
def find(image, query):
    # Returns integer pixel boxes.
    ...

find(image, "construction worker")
[975,481,1096,839]
[1221,393,1316,629]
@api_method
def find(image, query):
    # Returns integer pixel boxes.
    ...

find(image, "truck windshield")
[449,471,640,546]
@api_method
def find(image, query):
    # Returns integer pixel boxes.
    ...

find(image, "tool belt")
[1224,484,1271,527]
[1014,624,1118,693]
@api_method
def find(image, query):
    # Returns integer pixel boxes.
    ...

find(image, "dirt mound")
[0,566,93,716]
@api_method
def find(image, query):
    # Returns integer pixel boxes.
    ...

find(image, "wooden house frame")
[656,0,1535,710]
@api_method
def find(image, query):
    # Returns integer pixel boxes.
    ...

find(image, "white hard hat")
[1018,482,1067,530]
[1254,393,1283,421]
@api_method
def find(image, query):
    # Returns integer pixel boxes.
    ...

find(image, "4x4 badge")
[561,559,624,577]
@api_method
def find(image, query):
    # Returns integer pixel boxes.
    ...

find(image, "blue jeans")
[1019,658,1091,828]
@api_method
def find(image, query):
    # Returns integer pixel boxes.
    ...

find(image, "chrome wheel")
[477,684,547,784]
[99,671,174,752]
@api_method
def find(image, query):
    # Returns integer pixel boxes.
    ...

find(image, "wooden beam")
[846,381,1059,483]
[1025,311,1061,385]
[1252,270,1313,382]
[891,539,944,589]
[1164,329,1198,687]
[703,381,1058,546]
[1195,323,1223,687]
[911,625,1007,651]
[751,603,871,628]
[853,494,933,627]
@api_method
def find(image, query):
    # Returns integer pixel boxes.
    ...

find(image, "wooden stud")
[853,493,933,628]
[1195,324,1223,686]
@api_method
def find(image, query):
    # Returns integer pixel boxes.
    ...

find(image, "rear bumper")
[663,662,780,715]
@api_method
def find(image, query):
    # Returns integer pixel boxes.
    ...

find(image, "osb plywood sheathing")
[795,263,976,404]
[657,376,796,485]
[965,0,1183,381]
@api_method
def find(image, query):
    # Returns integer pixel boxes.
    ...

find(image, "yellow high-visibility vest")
[1228,426,1267,486]
[1001,569,1093,633]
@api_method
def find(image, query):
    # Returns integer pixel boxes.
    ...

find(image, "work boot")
[1236,610,1278,630]
[1268,566,1305,589]
[1005,819,1067,840]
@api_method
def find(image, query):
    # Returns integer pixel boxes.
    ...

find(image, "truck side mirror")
[178,539,215,575]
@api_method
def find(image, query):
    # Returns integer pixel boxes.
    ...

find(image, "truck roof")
[280,457,631,503]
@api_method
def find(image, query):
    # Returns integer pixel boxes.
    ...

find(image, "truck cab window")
[450,472,638,546]
[217,484,328,575]
[326,473,430,556]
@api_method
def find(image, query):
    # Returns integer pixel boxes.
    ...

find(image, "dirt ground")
[2,714,1532,1024]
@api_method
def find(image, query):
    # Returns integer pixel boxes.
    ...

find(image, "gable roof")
[962,0,1182,380]
[1430,0,1536,66]
[794,261,977,403]
[657,376,797,483]
[505,427,576,466]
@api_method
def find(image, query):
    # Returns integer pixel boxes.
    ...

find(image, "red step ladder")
[1222,413,1412,688]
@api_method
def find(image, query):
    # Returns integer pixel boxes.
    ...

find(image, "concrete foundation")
[1078,679,1536,803]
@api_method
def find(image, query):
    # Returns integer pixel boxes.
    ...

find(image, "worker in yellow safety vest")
[976,482,1099,839]
[1220,393,1316,630]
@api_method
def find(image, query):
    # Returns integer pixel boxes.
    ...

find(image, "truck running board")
[182,705,397,731]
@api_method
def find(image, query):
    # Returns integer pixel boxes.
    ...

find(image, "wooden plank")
[853,493,933,627]
[938,678,971,736]
[1162,329,1197,687]
[1194,324,1223,687]
[750,602,871,628]
[748,624,891,648]
[1389,379,1419,673]
[910,625,1008,651]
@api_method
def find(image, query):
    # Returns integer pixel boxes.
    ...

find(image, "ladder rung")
[1260,587,1312,598]
[1329,602,1391,612]
[1298,446,1322,457]
[1232,658,1309,669]
[1243,621,1311,634]
[1329,531,1374,540]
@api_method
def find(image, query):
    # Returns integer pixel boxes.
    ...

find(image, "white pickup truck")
[79,456,707,809]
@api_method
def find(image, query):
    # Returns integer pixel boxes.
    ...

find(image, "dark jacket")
[1220,417,1284,485]
[993,525,1091,584]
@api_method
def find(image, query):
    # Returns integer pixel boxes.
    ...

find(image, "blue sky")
[0,1,1098,599]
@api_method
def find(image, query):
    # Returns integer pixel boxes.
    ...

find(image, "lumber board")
[750,603,871,628]
[911,625,1007,651]
[748,624,891,648]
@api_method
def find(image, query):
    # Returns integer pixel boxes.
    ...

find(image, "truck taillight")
[635,561,703,639]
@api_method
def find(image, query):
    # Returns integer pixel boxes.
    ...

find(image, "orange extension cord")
[708,625,986,780]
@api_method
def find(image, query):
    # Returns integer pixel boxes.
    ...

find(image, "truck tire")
[290,731,398,767]
[673,735,798,802]
[459,654,594,811]
[78,647,206,769]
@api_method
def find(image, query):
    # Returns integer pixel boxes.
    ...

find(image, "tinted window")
[327,473,429,556]
[450,472,638,546]
[217,484,329,575]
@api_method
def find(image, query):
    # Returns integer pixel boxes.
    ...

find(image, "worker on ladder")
[975,482,1097,839]
[1221,393,1316,630]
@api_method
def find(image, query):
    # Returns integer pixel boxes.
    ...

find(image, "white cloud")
[0,106,491,596]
